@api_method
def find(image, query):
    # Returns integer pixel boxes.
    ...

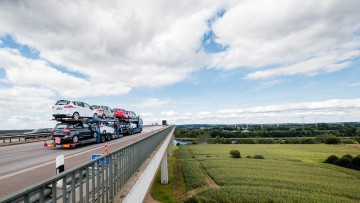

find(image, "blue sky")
[0,0,360,129]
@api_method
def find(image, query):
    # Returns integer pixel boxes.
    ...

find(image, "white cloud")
[139,112,154,117]
[347,82,360,87]
[210,0,360,79]
[161,111,178,116]
[138,98,170,108]
[0,86,55,112]
[217,98,360,114]
[165,98,360,124]
[245,51,360,79]
[0,0,224,89]
[0,48,131,97]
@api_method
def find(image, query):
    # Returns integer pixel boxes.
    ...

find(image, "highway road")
[0,125,164,197]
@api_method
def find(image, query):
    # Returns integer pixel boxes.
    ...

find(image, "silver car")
[91,105,114,118]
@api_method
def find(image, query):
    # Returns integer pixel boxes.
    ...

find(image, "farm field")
[180,144,360,203]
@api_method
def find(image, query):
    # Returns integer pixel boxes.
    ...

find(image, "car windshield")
[55,100,70,105]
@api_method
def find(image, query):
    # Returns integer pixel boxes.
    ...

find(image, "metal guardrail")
[0,133,52,143]
[0,125,174,203]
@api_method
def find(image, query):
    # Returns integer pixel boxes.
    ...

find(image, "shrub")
[301,138,316,144]
[254,154,265,159]
[176,143,181,146]
[342,154,353,159]
[335,157,352,168]
[341,139,355,144]
[354,136,360,143]
[258,139,274,144]
[246,155,252,159]
[230,150,241,158]
[235,139,256,144]
[285,138,301,144]
[324,155,339,164]
[352,155,360,168]
[325,137,341,144]
[184,196,198,203]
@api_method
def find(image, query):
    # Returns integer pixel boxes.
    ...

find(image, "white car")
[52,100,94,120]
[100,122,115,139]
[91,105,114,118]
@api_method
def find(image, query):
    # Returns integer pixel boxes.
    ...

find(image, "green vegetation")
[229,150,241,158]
[324,154,360,171]
[180,144,360,202]
[175,123,360,139]
[150,146,187,202]
[180,147,207,189]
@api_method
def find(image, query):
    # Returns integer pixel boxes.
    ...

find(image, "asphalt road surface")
[0,125,164,197]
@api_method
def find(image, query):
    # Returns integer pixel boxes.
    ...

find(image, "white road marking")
[0,151,26,158]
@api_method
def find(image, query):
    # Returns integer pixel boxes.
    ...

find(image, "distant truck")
[162,120,167,126]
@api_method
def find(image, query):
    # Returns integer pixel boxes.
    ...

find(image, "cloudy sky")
[0,0,359,129]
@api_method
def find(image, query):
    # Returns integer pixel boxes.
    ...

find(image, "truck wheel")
[101,135,106,143]
[107,134,112,141]
[102,114,106,119]
[72,135,79,143]
[93,132,97,138]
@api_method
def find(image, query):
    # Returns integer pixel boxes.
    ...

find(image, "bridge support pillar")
[161,153,168,184]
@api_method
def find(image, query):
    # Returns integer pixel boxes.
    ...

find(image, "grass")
[180,144,360,203]
[150,146,187,202]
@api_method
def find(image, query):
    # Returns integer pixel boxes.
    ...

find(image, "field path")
[186,148,219,198]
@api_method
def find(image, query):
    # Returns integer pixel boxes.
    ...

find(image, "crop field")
[180,144,360,202]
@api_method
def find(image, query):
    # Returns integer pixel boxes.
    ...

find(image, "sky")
[0,0,359,129]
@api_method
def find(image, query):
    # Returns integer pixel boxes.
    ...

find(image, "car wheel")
[107,134,112,141]
[93,113,98,118]
[102,114,106,119]
[73,112,80,120]
[72,135,79,143]
[101,135,106,143]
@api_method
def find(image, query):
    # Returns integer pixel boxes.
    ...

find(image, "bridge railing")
[0,125,174,203]
[0,133,52,143]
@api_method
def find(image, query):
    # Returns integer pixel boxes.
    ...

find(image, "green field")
[180,144,360,203]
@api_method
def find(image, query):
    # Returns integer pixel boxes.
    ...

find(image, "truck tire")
[101,135,106,143]
[72,135,79,143]
[102,114,106,119]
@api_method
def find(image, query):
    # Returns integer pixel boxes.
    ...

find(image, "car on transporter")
[91,105,114,118]
[113,108,129,119]
[52,100,93,120]
[51,122,99,144]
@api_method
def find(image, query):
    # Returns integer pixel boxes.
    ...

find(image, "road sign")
[91,154,110,165]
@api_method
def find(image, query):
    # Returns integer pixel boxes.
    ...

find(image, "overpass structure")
[0,125,175,203]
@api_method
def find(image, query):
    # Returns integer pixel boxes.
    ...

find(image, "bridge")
[0,125,175,203]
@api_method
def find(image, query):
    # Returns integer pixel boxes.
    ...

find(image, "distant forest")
[175,123,360,138]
